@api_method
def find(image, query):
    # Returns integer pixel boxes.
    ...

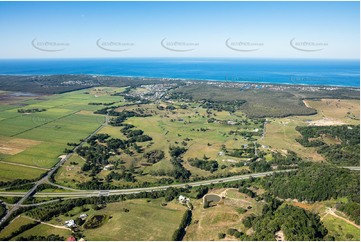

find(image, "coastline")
[0,73,359,89]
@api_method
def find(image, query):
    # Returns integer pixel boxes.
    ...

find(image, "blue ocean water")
[0,58,359,87]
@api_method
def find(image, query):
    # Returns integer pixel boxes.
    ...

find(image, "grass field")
[0,163,45,181]
[184,188,265,241]
[44,198,187,241]
[322,214,360,241]
[261,117,324,161]
[304,99,360,125]
[12,221,72,241]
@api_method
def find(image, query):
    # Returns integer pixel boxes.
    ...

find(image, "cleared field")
[98,125,127,139]
[261,118,324,161]
[185,188,265,241]
[0,163,44,181]
[83,199,186,240]
[304,99,360,125]
[45,198,187,241]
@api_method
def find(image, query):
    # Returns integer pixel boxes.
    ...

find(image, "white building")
[65,220,76,228]
[103,164,114,170]
[178,195,190,204]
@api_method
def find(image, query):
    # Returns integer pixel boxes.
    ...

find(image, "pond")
[204,194,221,203]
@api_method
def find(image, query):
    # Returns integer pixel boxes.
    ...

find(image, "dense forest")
[296,125,360,166]
[188,158,218,172]
[262,163,360,203]
[248,204,328,240]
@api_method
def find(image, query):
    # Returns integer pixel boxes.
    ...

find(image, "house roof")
[67,236,76,241]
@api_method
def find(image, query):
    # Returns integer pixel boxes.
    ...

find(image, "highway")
[0,170,295,198]
[0,166,359,200]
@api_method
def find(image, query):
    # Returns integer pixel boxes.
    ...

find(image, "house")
[65,220,76,228]
[179,195,190,204]
[79,213,88,220]
[103,164,114,170]
[227,120,237,125]
[67,236,76,241]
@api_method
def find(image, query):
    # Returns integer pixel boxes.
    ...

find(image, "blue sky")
[0,1,359,59]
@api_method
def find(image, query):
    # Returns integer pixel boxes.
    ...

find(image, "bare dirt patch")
[304,99,360,124]
[0,137,41,155]
[275,230,285,241]
[307,118,346,126]
[292,201,313,210]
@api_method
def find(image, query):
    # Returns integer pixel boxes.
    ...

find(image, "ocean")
[0,58,359,87]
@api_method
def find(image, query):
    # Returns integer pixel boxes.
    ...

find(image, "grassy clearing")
[261,117,324,161]
[83,199,186,241]
[184,188,265,241]
[304,99,360,124]
[97,125,127,139]
[44,198,187,241]
[322,214,360,241]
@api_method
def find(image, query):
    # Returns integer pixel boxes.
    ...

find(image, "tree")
[218,233,226,239]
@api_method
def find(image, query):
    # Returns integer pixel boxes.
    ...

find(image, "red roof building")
[67,236,77,241]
